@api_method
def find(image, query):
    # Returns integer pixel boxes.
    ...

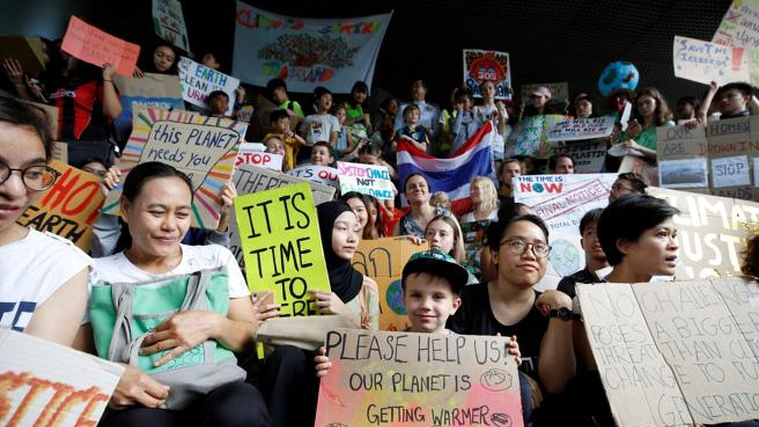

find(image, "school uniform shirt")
[0,229,92,332]
[89,243,249,300]
[394,100,441,138]
[448,283,548,380]
[450,110,483,153]
[304,113,340,146]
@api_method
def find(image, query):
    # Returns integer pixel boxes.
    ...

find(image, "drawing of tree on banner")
[258,34,359,68]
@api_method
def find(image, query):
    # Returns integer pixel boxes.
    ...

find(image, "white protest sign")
[673,35,750,85]
[536,231,584,292]
[711,155,751,188]
[0,329,125,426]
[235,143,283,171]
[178,56,239,116]
[287,165,339,189]
[713,0,759,86]
[546,116,616,142]
[578,278,759,427]
[513,174,617,235]
[337,161,394,200]
[552,141,607,173]
[152,0,190,52]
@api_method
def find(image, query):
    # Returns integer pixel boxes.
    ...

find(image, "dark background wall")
[1,0,734,109]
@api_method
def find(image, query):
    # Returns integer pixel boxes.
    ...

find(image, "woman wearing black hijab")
[313,200,379,329]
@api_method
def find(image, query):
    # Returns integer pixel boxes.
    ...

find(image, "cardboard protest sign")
[647,186,759,279]
[234,182,331,316]
[337,161,394,200]
[514,173,617,235]
[352,237,425,331]
[657,124,709,192]
[462,49,512,100]
[287,165,340,189]
[577,277,759,427]
[673,35,750,85]
[178,57,239,116]
[0,328,124,427]
[713,0,759,86]
[552,140,607,173]
[102,106,246,230]
[60,16,140,76]
[0,36,46,75]
[535,231,586,292]
[619,155,660,186]
[707,116,754,200]
[520,82,569,102]
[506,115,567,159]
[546,116,615,142]
[229,164,335,270]
[15,160,105,251]
[152,0,190,52]
[315,329,524,427]
[236,143,283,171]
[112,72,184,140]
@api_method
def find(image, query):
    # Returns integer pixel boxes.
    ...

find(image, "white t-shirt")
[305,113,340,146]
[89,244,249,299]
[0,229,91,332]
[461,209,499,223]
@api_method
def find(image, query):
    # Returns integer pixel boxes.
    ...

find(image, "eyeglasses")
[500,238,551,258]
[0,162,59,191]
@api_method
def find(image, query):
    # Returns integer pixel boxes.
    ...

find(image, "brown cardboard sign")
[315,329,524,427]
[0,36,45,75]
[578,277,759,427]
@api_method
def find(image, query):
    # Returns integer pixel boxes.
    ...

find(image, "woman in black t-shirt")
[449,214,577,421]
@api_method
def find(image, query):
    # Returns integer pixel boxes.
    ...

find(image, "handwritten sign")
[578,278,759,427]
[337,161,394,200]
[287,165,340,189]
[546,116,615,142]
[15,160,105,251]
[229,164,335,270]
[506,115,566,159]
[152,0,190,52]
[234,182,331,316]
[178,57,239,116]
[236,143,283,171]
[113,72,184,140]
[462,49,512,100]
[315,329,524,427]
[708,116,754,200]
[713,0,759,86]
[0,36,46,76]
[0,328,124,427]
[514,173,617,235]
[60,16,140,76]
[647,186,759,279]
[673,35,750,85]
[102,106,246,230]
[352,237,425,331]
[711,155,751,188]
[552,140,607,173]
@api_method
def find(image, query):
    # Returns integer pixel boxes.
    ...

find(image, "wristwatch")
[549,307,581,321]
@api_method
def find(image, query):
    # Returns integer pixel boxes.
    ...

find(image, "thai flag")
[397,121,497,216]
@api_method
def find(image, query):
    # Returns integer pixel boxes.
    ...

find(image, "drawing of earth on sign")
[550,239,580,277]
[385,279,406,315]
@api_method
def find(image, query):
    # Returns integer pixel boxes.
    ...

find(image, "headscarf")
[317,200,363,302]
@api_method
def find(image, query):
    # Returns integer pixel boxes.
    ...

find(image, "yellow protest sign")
[234,182,330,316]
[353,237,426,331]
[16,160,105,251]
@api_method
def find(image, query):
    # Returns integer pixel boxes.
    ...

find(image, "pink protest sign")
[315,329,524,427]
[61,16,140,76]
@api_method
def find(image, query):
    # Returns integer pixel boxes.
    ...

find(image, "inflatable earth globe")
[598,61,640,97]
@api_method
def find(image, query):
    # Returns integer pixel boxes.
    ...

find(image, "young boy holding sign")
[314,249,529,423]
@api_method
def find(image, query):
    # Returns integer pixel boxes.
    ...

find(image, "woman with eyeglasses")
[449,213,577,425]
[0,95,91,346]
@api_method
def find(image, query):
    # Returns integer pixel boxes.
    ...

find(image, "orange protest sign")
[15,160,105,251]
[61,16,140,76]
[352,237,426,331]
